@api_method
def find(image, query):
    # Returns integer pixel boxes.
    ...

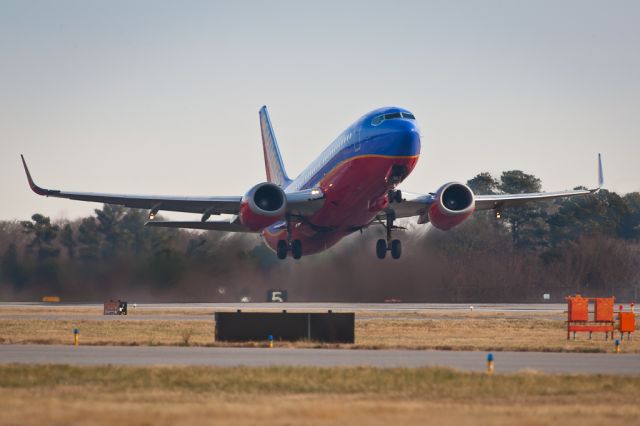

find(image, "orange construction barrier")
[595,298,614,322]
[617,303,636,341]
[567,295,589,322]
[566,295,615,340]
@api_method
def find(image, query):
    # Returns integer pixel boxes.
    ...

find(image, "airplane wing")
[393,154,604,220]
[473,188,596,211]
[21,155,324,224]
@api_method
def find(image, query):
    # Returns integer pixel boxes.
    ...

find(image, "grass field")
[1,364,639,426]
[0,306,637,353]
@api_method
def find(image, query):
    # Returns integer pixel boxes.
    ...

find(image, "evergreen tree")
[21,214,60,260]
[60,224,77,258]
[95,204,126,258]
[621,192,640,240]
[498,171,548,248]
[1,244,28,289]
[467,172,499,195]
[77,217,100,261]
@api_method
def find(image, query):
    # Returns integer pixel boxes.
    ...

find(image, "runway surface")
[1,344,638,374]
[0,302,567,313]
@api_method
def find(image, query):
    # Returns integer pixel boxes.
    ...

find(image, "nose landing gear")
[376,210,402,259]
[388,189,403,204]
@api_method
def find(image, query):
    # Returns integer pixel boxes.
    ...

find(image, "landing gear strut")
[376,210,402,260]
[276,216,303,260]
[388,189,402,204]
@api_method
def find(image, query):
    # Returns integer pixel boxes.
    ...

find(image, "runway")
[1,344,638,374]
[0,302,568,313]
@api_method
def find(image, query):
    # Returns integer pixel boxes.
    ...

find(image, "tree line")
[1,169,639,302]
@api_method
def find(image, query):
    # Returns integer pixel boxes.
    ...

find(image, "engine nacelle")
[239,182,287,231]
[428,182,475,230]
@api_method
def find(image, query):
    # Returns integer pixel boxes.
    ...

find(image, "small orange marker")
[487,353,494,375]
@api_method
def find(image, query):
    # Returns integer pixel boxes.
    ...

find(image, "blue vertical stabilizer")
[259,106,291,187]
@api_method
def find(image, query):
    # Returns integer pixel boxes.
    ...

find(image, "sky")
[1,0,639,221]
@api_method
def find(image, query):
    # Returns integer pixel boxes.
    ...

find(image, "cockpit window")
[371,111,415,126]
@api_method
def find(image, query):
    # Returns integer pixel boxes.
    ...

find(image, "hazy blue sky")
[1,0,638,221]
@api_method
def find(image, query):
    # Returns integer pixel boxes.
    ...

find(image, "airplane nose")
[387,123,421,157]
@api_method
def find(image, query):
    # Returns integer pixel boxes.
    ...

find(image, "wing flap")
[392,191,435,219]
[286,187,325,216]
[145,219,255,233]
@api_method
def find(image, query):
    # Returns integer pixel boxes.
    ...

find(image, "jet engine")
[428,182,475,230]
[239,182,287,231]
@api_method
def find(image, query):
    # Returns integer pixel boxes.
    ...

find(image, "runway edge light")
[487,353,494,375]
[73,328,79,347]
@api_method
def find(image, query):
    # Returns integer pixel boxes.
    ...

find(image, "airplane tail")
[259,106,291,187]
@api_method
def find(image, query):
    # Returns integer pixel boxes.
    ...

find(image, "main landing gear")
[276,217,303,260]
[276,240,302,260]
[376,210,402,260]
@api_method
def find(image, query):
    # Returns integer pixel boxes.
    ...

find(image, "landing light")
[148,205,161,220]
[495,211,501,219]
[311,189,321,196]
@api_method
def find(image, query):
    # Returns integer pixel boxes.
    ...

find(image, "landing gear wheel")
[387,190,403,204]
[376,239,387,259]
[291,239,303,260]
[390,239,402,259]
[276,240,288,259]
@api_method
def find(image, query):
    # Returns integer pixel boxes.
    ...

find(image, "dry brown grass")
[357,314,639,353]
[0,306,213,316]
[1,365,639,426]
[0,319,214,346]
[1,306,637,352]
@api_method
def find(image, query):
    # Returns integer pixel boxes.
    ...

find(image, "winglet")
[20,155,57,196]
[598,153,604,189]
[590,153,604,193]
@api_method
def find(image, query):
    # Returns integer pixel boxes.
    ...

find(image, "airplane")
[21,105,604,260]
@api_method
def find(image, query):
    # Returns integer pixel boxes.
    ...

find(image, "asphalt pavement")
[1,344,638,374]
